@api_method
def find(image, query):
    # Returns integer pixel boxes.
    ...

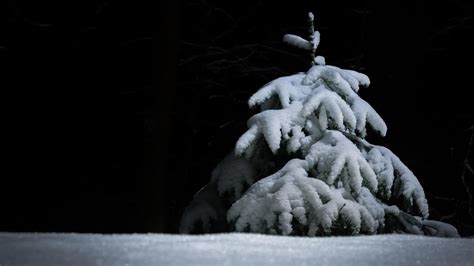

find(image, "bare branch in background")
[461,126,474,218]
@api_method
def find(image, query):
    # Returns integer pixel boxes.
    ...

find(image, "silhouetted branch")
[461,126,474,218]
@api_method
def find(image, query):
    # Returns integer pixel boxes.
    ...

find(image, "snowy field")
[0,233,473,266]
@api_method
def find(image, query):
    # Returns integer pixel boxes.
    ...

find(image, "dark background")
[1,0,473,236]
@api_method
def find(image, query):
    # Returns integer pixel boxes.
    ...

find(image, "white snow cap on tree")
[180,11,458,237]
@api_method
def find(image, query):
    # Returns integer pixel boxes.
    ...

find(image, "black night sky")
[1,0,473,236]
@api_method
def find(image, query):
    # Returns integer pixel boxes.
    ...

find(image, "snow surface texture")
[0,233,473,266]
[180,12,457,237]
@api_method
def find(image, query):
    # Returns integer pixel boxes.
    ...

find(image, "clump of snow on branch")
[301,86,356,131]
[374,146,429,218]
[305,131,378,194]
[283,34,313,50]
[314,56,326,66]
[248,74,309,109]
[361,144,429,219]
[351,97,387,137]
[211,154,256,200]
[236,102,304,155]
[422,220,460,237]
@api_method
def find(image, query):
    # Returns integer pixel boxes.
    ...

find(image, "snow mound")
[0,233,473,266]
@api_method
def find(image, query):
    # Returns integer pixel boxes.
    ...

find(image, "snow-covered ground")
[0,233,473,265]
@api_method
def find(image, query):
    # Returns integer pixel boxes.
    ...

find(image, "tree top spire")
[283,12,323,66]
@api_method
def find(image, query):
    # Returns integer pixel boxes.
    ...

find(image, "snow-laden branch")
[301,86,356,131]
[369,146,429,219]
[227,159,377,236]
[305,131,378,194]
[211,154,256,200]
[283,34,312,50]
[248,74,309,109]
[236,102,304,155]
[350,97,387,137]
[303,65,370,95]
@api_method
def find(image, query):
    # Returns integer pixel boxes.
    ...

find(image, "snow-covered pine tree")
[180,12,459,237]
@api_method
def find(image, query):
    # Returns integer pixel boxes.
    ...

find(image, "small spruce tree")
[180,13,459,237]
